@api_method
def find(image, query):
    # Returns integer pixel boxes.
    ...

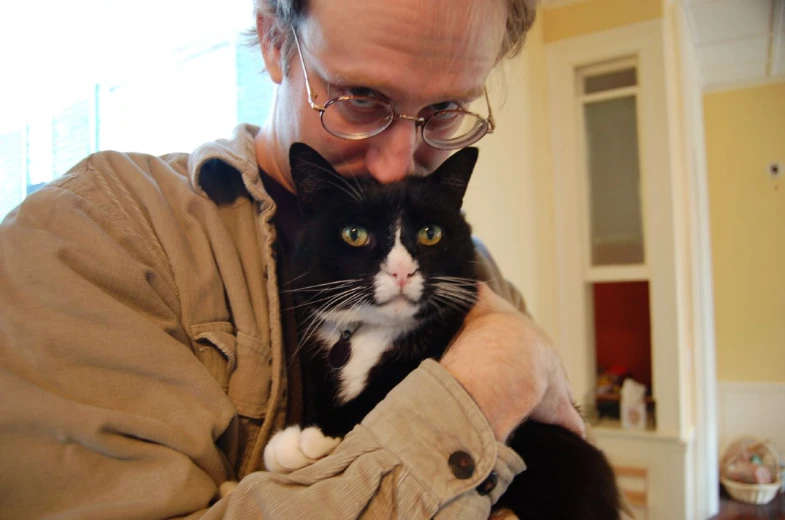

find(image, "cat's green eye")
[417,225,443,246]
[341,226,370,247]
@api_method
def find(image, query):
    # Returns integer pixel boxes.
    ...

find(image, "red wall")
[592,281,652,389]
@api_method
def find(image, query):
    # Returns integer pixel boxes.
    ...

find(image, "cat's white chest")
[317,323,413,404]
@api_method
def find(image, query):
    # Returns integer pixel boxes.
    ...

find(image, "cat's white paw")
[263,425,341,473]
[299,426,342,460]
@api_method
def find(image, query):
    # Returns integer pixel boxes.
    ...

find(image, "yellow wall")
[704,82,785,382]
[465,17,561,337]
[542,0,662,43]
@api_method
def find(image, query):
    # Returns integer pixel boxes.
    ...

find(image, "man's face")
[261,0,506,186]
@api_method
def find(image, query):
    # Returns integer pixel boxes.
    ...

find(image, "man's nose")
[364,119,419,184]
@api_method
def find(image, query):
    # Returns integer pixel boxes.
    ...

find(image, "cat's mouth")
[371,294,422,322]
[375,294,420,307]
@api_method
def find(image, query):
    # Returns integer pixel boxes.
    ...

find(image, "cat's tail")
[496,421,623,520]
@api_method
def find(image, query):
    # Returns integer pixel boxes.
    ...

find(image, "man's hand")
[441,283,584,443]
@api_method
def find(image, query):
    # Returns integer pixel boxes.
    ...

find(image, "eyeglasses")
[291,28,495,150]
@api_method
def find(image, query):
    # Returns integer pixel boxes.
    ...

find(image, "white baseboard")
[717,381,785,461]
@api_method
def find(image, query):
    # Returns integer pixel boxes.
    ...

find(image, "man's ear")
[257,13,284,84]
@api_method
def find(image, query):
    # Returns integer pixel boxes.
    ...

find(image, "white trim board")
[545,15,720,518]
[718,381,785,459]
[546,18,685,436]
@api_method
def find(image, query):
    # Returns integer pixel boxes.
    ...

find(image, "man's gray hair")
[250,0,538,72]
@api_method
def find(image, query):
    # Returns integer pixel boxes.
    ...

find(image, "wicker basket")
[720,477,781,505]
[720,436,782,505]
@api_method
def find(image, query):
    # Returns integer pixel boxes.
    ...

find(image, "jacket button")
[476,470,498,496]
[448,451,475,479]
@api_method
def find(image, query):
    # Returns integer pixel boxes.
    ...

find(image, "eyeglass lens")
[321,98,487,148]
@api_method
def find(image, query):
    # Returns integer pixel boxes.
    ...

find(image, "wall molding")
[718,380,785,391]
[717,381,785,458]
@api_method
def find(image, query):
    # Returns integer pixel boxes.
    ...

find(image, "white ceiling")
[541,0,785,91]
[683,0,785,91]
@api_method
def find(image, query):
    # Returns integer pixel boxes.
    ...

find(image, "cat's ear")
[427,147,479,208]
[289,142,339,214]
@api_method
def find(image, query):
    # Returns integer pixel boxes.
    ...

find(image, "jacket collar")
[188,123,273,207]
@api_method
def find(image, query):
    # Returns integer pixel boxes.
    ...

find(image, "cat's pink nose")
[392,269,417,288]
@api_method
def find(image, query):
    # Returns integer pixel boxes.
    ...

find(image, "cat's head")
[288,143,479,330]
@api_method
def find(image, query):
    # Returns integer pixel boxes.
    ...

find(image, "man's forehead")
[303,0,505,58]
[299,0,504,102]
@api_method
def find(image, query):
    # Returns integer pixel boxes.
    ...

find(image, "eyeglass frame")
[290,26,496,150]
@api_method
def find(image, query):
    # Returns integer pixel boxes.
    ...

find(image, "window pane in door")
[583,67,637,94]
[584,95,645,265]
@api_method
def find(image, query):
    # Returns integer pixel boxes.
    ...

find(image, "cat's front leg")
[263,424,342,473]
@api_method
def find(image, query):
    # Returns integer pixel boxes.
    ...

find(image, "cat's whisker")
[281,269,314,287]
[432,286,477,310]
[285,285,360,306]
[347,171,366,200]
[297,287,363,340]
[431,275,476,282]
[324,296,369,337]
[293,312,325,362]
[282,279,362,294]
[478,274,504,286]
[325,165,365,202]
[288,285,364,311]
[431,276,479,288]
[298,312,333,358]
[433,293,476,310]
[285,293,349,312]
[342,293,373,326]
[296,291,357,310]
[432,285,475,304]
[306,287,366,320]
[296,158,365,202]
[308,287,368,325]
[429,293,468,316]
[318,291,371,327]
[325,180,364,203]
[433,283,477,297]
[428,299,450,320]
[287,317,326,365]
[284,286,362,308]
[315,283,363,299]
[298,291,368,351]
[433,279,477,290]
[431,280,477,288]
[432,281,477,298]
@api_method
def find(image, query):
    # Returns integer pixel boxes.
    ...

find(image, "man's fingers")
[562,403,586,439]
[536,397,586,440]
[466,282,517,319]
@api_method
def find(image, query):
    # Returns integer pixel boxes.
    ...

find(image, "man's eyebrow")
[327,72,485,103]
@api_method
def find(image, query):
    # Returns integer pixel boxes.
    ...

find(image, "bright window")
[0,0,275,219]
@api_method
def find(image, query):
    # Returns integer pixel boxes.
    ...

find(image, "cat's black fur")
[285,142,621,519]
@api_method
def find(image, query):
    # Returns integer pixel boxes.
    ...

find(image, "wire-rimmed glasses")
[291,28,495,150]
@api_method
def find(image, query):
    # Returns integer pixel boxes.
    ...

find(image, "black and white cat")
[263,143,621,519]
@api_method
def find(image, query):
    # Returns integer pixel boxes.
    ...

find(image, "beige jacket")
[0,124,529,519]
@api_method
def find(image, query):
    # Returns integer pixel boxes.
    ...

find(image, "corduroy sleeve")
[0,157,525,519]
[205,360,525,519]
[0,163,240,519]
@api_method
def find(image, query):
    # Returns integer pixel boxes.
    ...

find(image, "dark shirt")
[258,168,307,424]
[258,168,301,256]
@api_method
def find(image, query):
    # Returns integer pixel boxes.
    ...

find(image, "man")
[0,0,583,517]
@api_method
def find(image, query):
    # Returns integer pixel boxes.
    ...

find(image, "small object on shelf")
[620,378,647,430]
